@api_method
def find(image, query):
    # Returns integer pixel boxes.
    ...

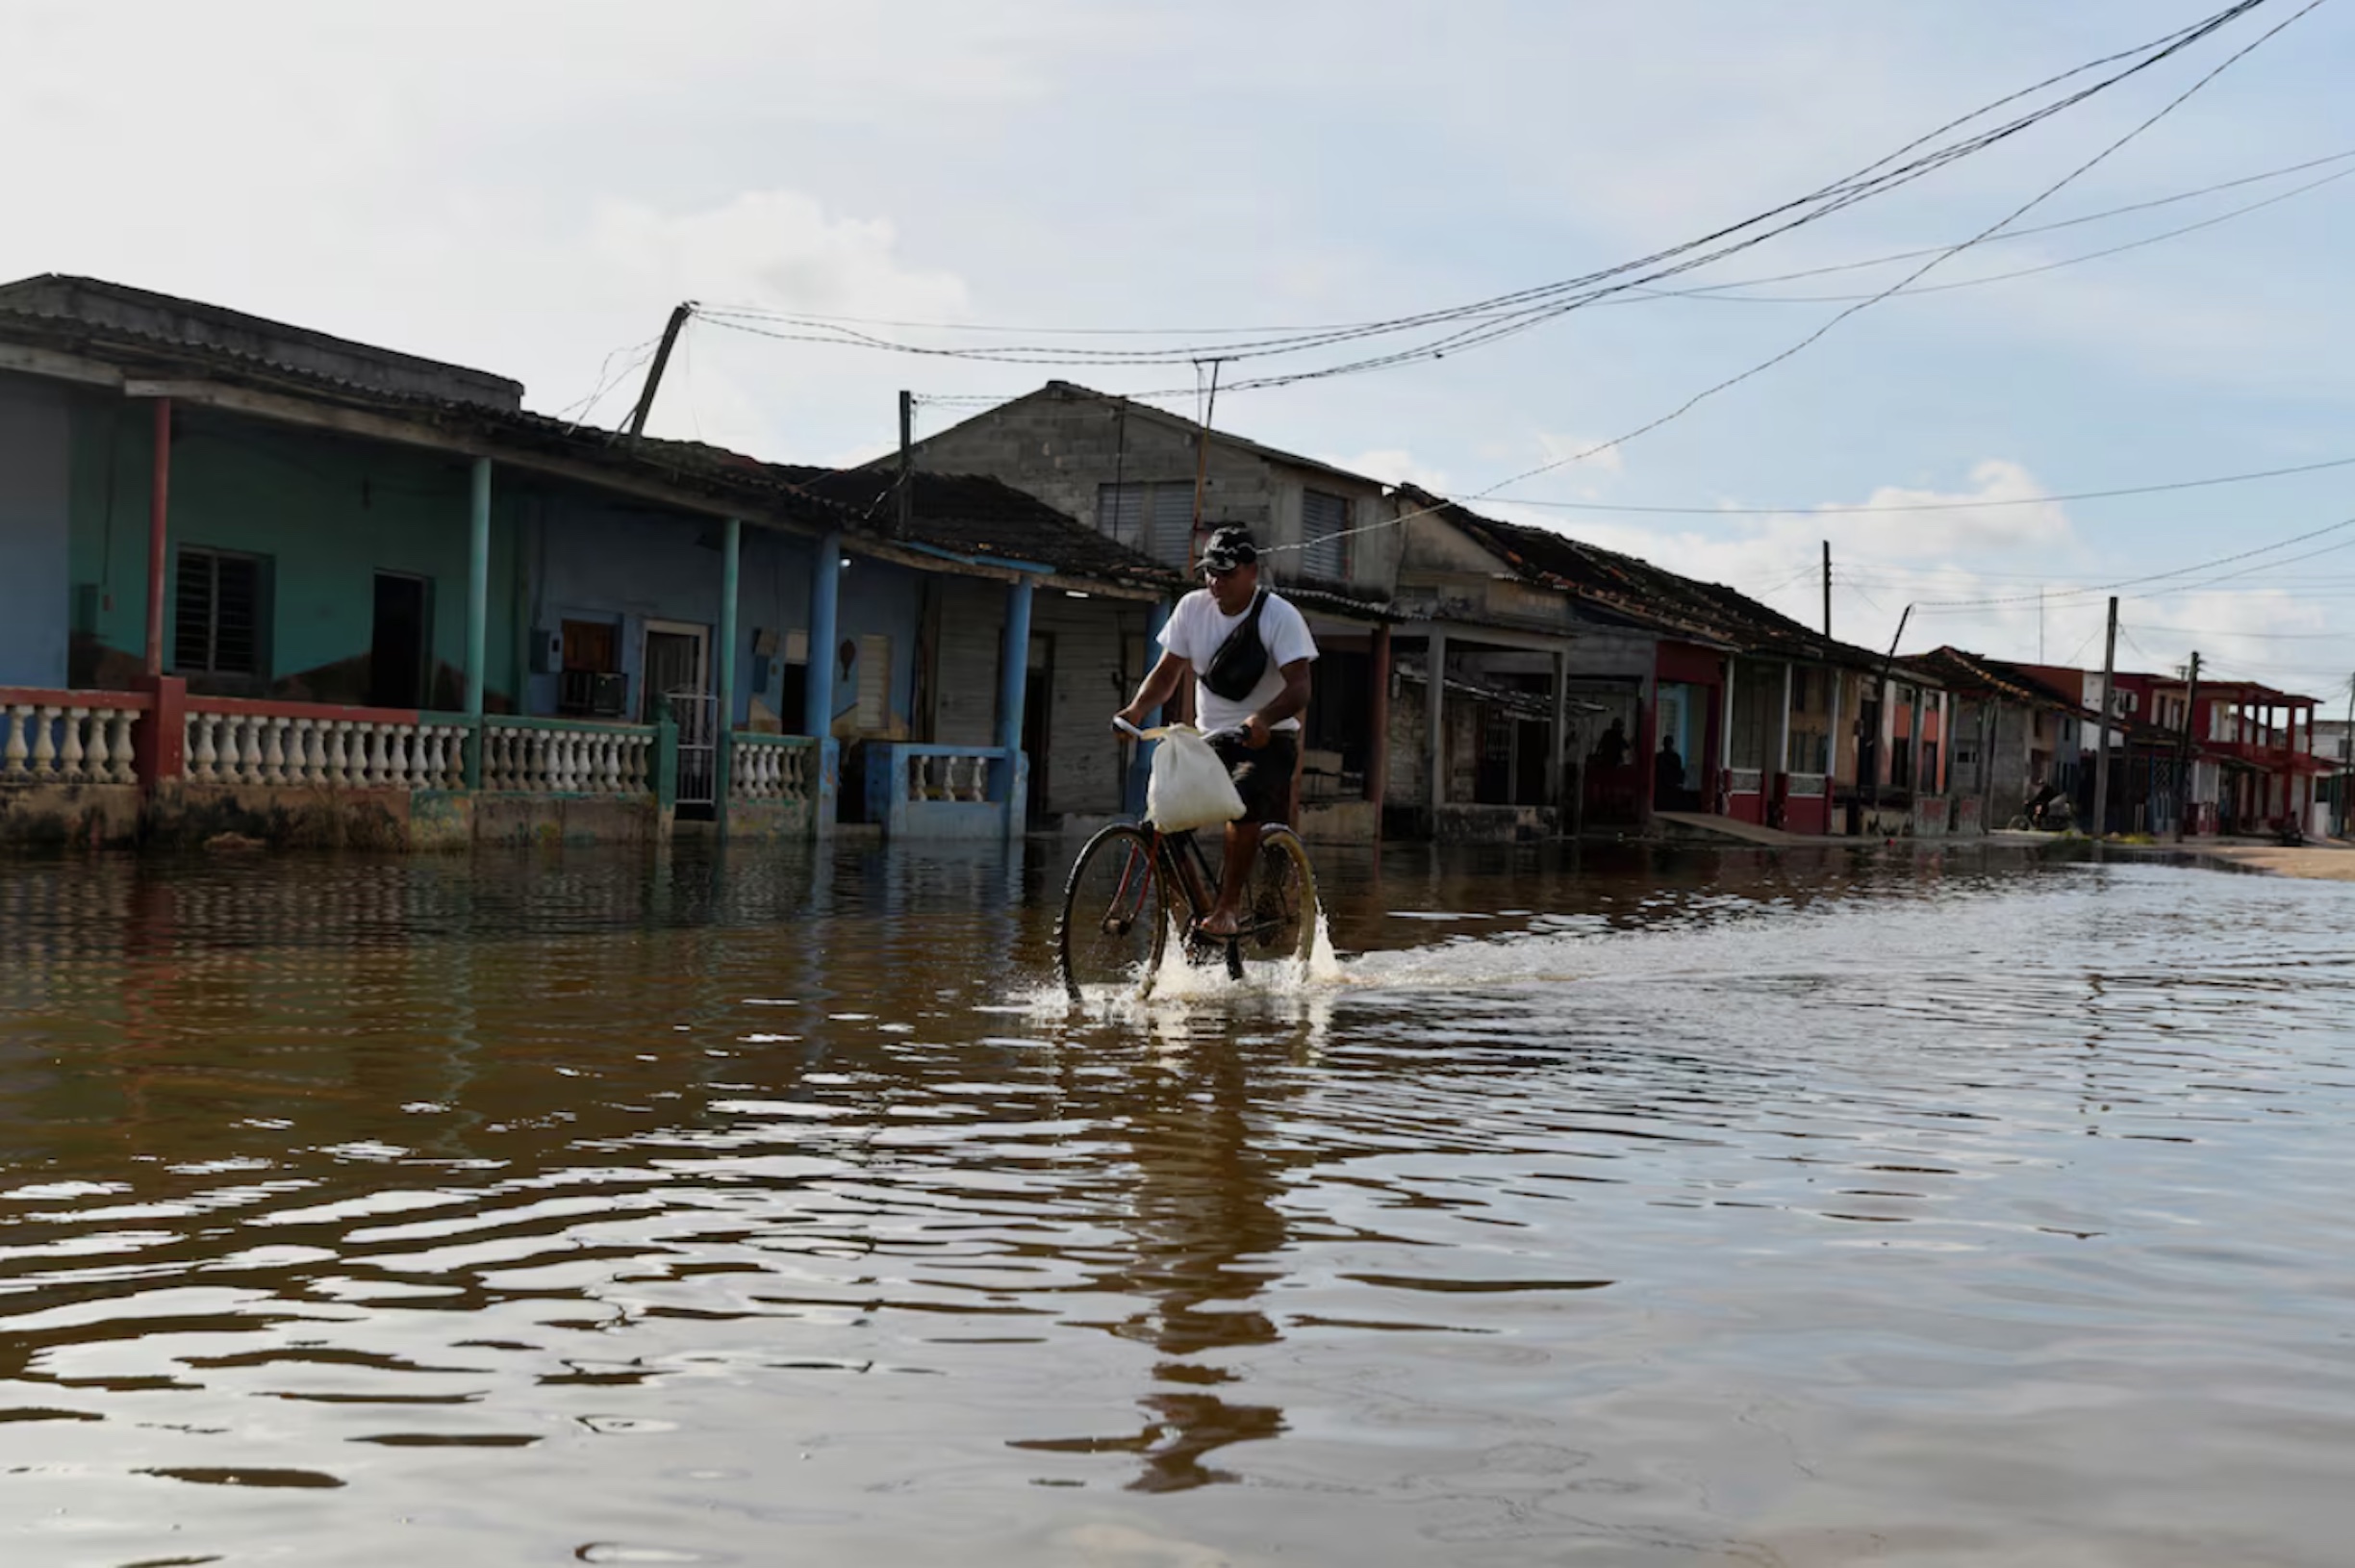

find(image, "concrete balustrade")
[182,707,468,790]
[729,734,818,803]
[862,742,1021,839]
[480,720,654,797]
[0,697,144,786]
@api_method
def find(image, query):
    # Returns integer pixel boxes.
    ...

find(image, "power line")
[1633,161,2354,306]
[1912,511,2355,610]
[686,145,2355,341]
[2124,620,2347,639]
[1488,449,2355,518]
[1444,0,2321,513]
[699,4,2286,394]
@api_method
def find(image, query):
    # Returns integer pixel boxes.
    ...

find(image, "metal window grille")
[174,546,264,677]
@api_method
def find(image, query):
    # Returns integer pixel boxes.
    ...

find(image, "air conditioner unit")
[559,670,629,718]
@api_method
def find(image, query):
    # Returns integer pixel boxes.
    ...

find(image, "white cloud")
[1327,448,1449,493]
[592,193,970,323]
[1533,433,1627,478]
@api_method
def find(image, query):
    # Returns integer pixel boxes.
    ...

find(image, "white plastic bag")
[1145,725,1245,833]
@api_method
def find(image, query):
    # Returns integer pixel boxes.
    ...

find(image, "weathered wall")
[929,577,1004,747]
[918,391,1265,573]
[1030,594,1146,819]
[67,402,520,706]
[0,374,72,688]
[144,783,433,851]
[917,388,1403,596]
[0,784,141,847]
[521,500,820,729]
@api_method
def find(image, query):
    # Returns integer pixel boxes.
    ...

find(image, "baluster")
[83,709,111,783]
[323,722,348,787]
[185,714,208,782]
[31,706,59,777]
[56,708,87,782]
[362,724,387,788]
[2,706,26,778]
[605,734,623,794]
[419,729,442,789]
[387,726,411,789]
[261,718,286,784]
[241,717,267,784]
[104,706,133,781]
[301,722,326,786]
[483,729,503,790]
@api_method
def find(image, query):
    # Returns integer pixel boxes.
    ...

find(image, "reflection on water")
[2,841,2353,1564]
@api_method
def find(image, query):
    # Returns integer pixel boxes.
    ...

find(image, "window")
[1301,490,1352,583]
[174,546,266,685]
[854,633,892,731]
[1096,482,1197,568]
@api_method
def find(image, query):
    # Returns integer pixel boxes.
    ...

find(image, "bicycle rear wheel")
[1058,824,1170,999]
[1241,824,1320,970]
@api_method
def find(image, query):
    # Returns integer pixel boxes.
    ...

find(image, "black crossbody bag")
[1201,589,1272,702]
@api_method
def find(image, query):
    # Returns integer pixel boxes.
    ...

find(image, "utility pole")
[2091,595,2117,841]
[2038,587,2045,664]
[1868,604,1912,825]
[1821,541,1833,639]
[625,302,696,443]
[897,391,915,539]
[2172,651,2201,844]
[1187,359,1225,570]
[2341,672,2353,838]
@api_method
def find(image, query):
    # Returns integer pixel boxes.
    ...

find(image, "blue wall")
[834,557,924,737]
[522,504,825,727]
[0,376,72,688]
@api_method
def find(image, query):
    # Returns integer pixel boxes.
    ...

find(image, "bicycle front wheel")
[1242,824,1321,970]
[1057,824,1170,999]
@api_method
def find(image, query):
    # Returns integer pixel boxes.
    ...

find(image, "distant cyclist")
[1115,526,1318,937]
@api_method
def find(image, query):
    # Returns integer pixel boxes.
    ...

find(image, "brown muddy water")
[0,840,2351,1566]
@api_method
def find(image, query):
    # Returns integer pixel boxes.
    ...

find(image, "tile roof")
[768,466,1183,594]
[1399,488,1898,670]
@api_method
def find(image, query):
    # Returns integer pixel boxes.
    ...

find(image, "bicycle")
[1056,722,1321,1000]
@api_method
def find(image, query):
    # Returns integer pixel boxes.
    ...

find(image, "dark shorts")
[1209,730,1298,826]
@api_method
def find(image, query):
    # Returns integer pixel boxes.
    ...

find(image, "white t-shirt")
[1159,587,1320,733]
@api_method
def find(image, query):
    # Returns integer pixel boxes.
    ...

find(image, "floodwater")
[1,840,2352,1566]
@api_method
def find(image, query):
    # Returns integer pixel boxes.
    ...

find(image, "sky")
[6,0,2352,710]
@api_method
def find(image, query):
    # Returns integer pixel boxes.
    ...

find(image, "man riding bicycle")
[1114,526,1319,938]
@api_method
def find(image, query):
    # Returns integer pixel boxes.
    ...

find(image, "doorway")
[642,620,713,812]
[368,572,430,709]
[1022,632,1052,827]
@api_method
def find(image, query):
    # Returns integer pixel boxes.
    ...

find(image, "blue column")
[463,457,492,786]
[716,518,742,829]
[804,530,843,834]
[998,576,1035,834]
[803,531,842,738]
[1126,598,1171,816]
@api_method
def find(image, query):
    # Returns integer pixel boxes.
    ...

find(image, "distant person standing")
[1591,718,1630,771]
[1654,734,1686,810]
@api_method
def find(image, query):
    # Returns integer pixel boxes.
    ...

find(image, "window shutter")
[1149,484,1195,569]
[1301,490,1350,582]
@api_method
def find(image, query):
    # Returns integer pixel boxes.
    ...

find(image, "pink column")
[144,398,171,678]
